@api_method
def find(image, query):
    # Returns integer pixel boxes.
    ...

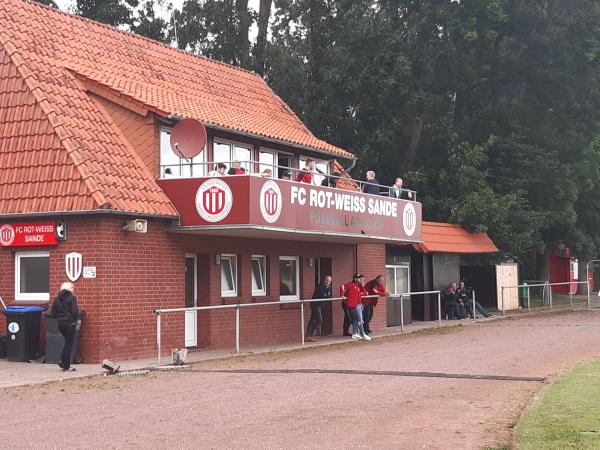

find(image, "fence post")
[156,311,161,366]
[588,278,592,310]
[569,286,573,309]
[501,287,505,316]
[400,295,405,332]
[236,305,240,353]
[472,290,477,321]
[527,286,531,313]
[437,291,442,327]
[549,284,553,311]
[301,300,305,345]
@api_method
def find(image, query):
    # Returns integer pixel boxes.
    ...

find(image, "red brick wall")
[356,244,387,331]
[0,217,388,362]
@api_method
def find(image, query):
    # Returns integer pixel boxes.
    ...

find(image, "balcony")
[157,174,422,244]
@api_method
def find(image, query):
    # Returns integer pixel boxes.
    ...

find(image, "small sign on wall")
[83,266,96,279]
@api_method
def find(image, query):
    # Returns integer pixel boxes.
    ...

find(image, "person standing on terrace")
[389,177,413,200]
[296,159,315,184]
[362,171,381,195]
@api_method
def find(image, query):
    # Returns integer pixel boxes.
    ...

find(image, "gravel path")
[2,311,600,450]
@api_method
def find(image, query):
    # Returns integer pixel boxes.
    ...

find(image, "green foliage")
[75,0,139,27]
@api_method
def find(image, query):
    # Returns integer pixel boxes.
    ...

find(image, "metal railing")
[153,290,444,365]
[160,159,418,201]
[500,280,591,315]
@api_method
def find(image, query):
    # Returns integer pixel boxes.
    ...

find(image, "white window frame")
[159,126,206,179]
[276,150,294,179]
[220,254,238,298]
[385,264,411,296]
[213,138,254,173]
[279,256,300,302]
[251,255,267,296]
[15,251,50,302]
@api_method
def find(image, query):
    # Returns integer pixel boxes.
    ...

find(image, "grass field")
[515,359,600,449]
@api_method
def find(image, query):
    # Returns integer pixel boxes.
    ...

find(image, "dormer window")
[160,127,206,178]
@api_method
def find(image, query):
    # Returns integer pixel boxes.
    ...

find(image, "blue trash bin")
[2,306,46,362]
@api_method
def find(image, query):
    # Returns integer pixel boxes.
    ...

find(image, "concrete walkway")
[0,315,499,389]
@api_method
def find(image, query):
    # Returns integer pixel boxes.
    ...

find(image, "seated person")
[227,161,245,175]
[443,282,467,319]
[208,163,227,177]
[456,281,493,318]
[361,171,380,195]
[261,168,273,178]
[281,170,292,181]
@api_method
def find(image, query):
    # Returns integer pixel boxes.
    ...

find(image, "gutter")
[0,209,179,221]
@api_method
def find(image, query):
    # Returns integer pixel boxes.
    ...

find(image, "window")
[251,255,267,296]
[15,251,50,301]
[300,156,330,185]
[221,254,238,297]
[259,150,276,175]
[279,256,299,301]
[213,140,253,173]
[386,265,410,296]
[277,152,293,179]
[159,127,206,178]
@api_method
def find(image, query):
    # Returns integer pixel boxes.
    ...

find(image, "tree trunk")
[236,0,250,68]
[254,0,272,76]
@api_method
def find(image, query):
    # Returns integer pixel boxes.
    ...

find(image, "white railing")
[159,159,418,201]
[153,290,444,365]
[500,280,591,315]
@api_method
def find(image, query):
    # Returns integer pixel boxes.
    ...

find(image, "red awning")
[413,221,498,254]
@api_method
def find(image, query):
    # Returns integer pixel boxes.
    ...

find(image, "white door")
[185,254,197,347]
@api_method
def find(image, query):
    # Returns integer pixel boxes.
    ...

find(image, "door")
[185,254,197,347]
[386,265,410,326]
[315,258,333,335]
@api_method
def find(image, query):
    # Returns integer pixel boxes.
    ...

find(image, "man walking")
[306,275,332,342]
[340,274,370,341]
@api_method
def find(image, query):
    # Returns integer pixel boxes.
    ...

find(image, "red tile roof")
[0,0,353,217]
[414,221,499,254]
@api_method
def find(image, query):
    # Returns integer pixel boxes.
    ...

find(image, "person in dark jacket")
[362,171,381,195]
[51,281,79,371]
[306,275,332,342]
[457,280,493,318]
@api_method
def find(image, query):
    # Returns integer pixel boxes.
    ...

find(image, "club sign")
[195,179,233,222]
[0,222,59,247]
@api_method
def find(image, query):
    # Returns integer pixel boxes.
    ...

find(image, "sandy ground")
[2,311,600,450]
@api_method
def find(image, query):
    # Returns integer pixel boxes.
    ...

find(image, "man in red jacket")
[363,275,390,335]
[340,273,370,340]
[295,159,315,184]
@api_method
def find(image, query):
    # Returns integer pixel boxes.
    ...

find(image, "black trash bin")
[0,335,6,359]
[42,310,84,364]
[2,306,46,362]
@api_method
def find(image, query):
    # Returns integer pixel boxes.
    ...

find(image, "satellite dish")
[170,118,207,159]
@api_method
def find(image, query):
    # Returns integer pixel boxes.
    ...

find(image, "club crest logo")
[259,180,282,224]
[403,203,416,237]
[195,179,233,223]
[0,224,15,246]
[65,252,83,282]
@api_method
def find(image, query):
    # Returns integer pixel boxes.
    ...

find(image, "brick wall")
[356,244,387,331]
[0,217,389,362]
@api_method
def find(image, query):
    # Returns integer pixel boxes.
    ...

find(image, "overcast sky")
[54,0,260,15]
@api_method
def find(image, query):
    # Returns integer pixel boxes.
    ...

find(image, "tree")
[75,0,139,27]
[131,0,173,43]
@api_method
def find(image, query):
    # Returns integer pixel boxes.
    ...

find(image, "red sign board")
[158,177,422,242]
[0,222,59,247]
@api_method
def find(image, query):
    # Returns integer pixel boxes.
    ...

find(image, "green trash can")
[519,283,528,308]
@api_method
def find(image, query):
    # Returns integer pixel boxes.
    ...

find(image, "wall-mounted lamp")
[308,257,314,267]
[215,254,221,265]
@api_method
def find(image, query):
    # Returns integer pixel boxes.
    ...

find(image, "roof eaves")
[0,31,108,209]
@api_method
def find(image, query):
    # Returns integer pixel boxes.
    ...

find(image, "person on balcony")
[296,159,315,184]
[261,168,273,178]
[363,275,390,334]
[227,161,245,175]
[282,170,292,181]
[340,273,371,341]
[457,280,493,318]
[321,171,342,188]
[208,163,227,176]
[389,177,413,200]
[362,171,381,195]
[306,275,332,342]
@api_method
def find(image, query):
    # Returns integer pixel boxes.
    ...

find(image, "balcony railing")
[160,159,417,202]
